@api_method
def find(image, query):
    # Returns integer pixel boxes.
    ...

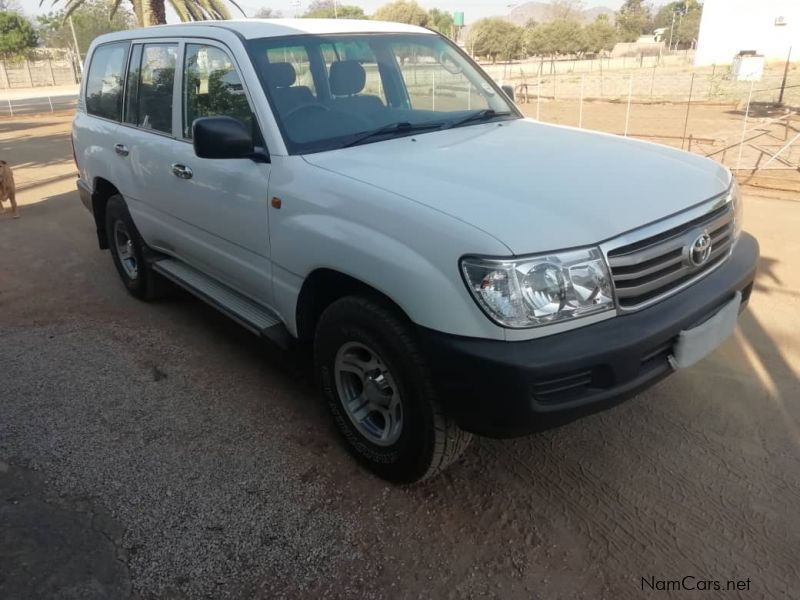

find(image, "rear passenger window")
[85,42,129,121]
[183,44,255,139]
[125,43,177,134]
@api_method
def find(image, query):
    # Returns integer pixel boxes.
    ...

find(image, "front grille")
[607,203,734,310]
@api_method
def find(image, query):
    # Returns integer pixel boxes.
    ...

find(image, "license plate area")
[668,292,742,370]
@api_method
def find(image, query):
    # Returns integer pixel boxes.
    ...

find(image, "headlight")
[461,247,615,328]
[729,177,743,241]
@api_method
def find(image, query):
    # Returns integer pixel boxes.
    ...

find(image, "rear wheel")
[314,295,472,483]
[105,194,163,300]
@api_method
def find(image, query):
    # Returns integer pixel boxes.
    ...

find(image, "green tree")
[374,0,428,26]
[37,0,135,54]
[583,14,617,53]
[524,19,586,56]
[615,0,653,42]
[45,0,243,27]
[0,11,37,57]
[428,8,454,38]
[468,18,523,63]
[674,6,701,47]
[653,1,702,48]
[302,1,366,19]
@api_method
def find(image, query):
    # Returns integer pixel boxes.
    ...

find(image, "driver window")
[183,44,256,140]
[392,43,490,112]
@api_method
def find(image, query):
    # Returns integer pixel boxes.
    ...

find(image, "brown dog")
[0,160,19,218]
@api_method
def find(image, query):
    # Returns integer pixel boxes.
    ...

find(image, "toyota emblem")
[690,231,713,266]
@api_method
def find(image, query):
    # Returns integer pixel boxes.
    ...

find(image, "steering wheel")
[284,103,331,119]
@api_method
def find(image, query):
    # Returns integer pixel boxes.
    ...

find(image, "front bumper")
[419,233,759,438]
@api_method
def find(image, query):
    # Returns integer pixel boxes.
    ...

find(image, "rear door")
[112,40,181,253]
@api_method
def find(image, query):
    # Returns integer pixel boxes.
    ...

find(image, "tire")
[314,295,472,483]
[105,194,163,300]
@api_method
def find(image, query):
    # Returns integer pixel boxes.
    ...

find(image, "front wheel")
[314,296,472,483]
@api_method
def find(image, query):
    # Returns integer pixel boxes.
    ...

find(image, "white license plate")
[668,292,742,370]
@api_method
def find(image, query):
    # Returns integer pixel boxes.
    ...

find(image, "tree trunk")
[130,0,167,26]
[148,0,167,25]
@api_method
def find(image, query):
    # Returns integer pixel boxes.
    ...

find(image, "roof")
[113,18,435,41]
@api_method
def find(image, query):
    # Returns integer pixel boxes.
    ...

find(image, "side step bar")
[152,259,289,347]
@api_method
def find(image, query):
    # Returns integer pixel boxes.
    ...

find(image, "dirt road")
[1,113,798,599]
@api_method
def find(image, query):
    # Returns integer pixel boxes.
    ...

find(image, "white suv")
[73,19,759,482]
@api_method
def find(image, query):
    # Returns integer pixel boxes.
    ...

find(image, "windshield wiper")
[342,121,445,148]
[443,109,514,129]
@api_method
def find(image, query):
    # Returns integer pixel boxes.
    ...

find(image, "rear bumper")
[77,178,92,213]
[419,233,759,438]
[77,178,108,249]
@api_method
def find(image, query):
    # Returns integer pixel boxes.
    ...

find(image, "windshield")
[246,33,519,154]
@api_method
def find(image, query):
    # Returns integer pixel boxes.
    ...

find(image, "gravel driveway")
[1,113,799,599]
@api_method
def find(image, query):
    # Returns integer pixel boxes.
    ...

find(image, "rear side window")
[85,42,129,121]
[124,43,178,134]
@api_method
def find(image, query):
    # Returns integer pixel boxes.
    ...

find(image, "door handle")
[114,143,129,157]
[171,164,193,180]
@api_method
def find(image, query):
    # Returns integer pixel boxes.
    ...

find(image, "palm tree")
[45,0,244,27]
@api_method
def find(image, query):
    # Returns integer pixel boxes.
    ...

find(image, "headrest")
[329,60,366,96]
[264,62,296,88]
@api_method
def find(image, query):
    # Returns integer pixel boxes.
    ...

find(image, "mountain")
[506,2,616,26]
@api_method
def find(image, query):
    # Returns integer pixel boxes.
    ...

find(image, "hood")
[302,118,731,255]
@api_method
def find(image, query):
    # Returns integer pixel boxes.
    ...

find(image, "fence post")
[48,96,54,112]
[707,64,716,99]
[25,59,34,86]
[553,72,556,100]
[624,74,633,136]
[578,73,584,128]
[599,57,604,98]
[650,64,656,99]
[536,74,541,120]
[0,60,9,89]
[778,46,792,105]
[47,57,56,86]
[736,80,755,170]
[6,98,13,116]
[681,73,695,150]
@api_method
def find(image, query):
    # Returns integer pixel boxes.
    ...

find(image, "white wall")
[695,0,799,66]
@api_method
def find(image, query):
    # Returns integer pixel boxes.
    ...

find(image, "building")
[695,0,799,66]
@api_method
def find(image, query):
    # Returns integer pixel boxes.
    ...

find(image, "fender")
[268,156,511,340]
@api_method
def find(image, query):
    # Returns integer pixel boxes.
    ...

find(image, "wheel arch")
[91,177,121,249]
[295,268,412,344]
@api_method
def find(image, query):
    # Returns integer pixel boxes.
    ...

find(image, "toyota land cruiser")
[73,19,759,482]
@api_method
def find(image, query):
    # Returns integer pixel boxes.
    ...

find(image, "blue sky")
[15,0,625,25]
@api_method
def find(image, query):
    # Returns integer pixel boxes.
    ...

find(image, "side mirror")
[501,84,515,102]
[193,116,254,159]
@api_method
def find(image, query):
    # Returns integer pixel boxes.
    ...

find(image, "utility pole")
[668,11,675,50]
[69,16,83,73]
